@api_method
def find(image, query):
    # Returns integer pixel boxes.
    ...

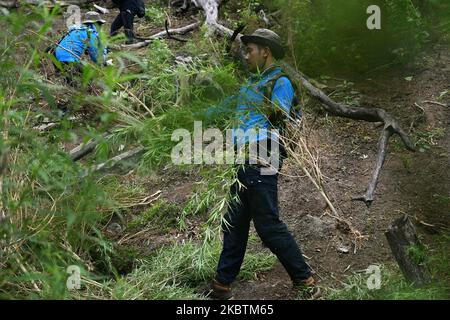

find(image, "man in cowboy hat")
[206,28,320,300]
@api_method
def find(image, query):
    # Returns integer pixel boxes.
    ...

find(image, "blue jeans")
[216,165,312,285]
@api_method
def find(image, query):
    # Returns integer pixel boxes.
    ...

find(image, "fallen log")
[81,146,144,178]
[164,19,188,43]
[120,21,202,49]
[385,214,432,286]
[69,132,109,161]
[68,125,125,161]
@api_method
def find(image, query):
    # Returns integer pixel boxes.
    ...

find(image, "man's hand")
[105,59,114,66]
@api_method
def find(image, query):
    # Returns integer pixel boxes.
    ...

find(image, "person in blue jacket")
[205,29,320,300]
[54,11,107,85]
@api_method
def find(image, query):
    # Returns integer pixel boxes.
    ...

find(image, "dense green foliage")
[326,235,450,300]
[268,0,450,76]
[0,3,246,299]
[0,0,449,300]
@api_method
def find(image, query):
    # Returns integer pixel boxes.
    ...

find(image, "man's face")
[245,43,269,73]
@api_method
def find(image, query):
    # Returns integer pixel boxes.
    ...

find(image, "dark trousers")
[110,10,135,40]
[216,165,312,285]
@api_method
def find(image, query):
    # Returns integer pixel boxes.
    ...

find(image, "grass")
[412,127,445,152]
[325,234,450,300]
[128,199,180,231]
[390,126,446,154]
[144,5,166,27]
[326,268,448,300]
[82,240,276,300]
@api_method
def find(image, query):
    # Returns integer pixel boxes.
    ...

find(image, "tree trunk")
[385,214,432,286]
[69,132,109,161]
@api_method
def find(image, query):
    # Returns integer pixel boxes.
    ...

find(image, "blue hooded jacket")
[204,66,296,145]
[55,24,106,64]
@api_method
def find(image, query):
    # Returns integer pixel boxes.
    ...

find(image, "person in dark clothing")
[205,29,321,300]
[110,0,146,44]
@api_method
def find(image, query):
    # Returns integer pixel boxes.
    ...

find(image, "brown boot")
[293,276,321,300]
[205,279,233,300]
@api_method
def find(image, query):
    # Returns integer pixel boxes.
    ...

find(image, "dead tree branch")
[192,0,232,37]
[32,115,83,132]
[120,21,201,49]
[69,132,109,161]
[93,3,109,14]
[81,146,144,178]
